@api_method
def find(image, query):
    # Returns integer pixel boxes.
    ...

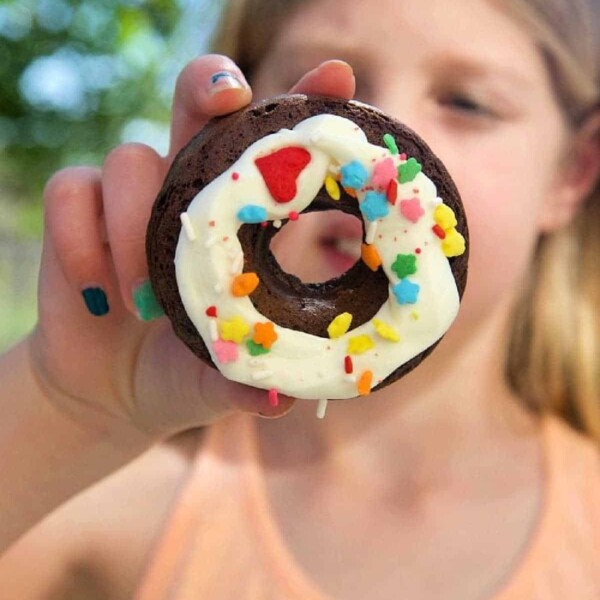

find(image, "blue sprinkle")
[340,161,369,189]
[360,191,389,222]
[237,205,268,224]
[392,279,420,305]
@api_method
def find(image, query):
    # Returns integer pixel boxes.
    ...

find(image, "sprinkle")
[209,220,216,227]
[400,198,425,223]
[325,175,341,200]
[248,358,265,367]
[399,153,408,161]
[361,243,382,271]
[344,374,356,383]
[273,219,282,229]
[232,172,239,181]
[180,212,196,241]
[213,339,238,363]
[415,248,422,254]
[246,339,270,356]
[231,272,259,297]
[391,253,417,279]
[344,355,354,374]
[411,311,420,320]
[230,252,244,274]
[366,221,379,244]
[386,179,398,205]
[360,191,389,222]
[209,319,219,342]
[237,205,268,224]
[343,186,358,199]
[341,161,369,190]
[219,316,250,343]
[316,399,329,419]
[383,133,399,155]
[441,229,466,257]
[255,147,311,203]
[373,319,400,342]
[327,313,353,339]
[357,371,373,396]
[288,211,299,221]
[253,321,278,349]
[214,283,223,293]
[434,204,458,230]
[398,157,422,183]
[432,224,446,239]
[205,305,217,318]
[348,334,375,355]
[260,221,268,228]
[252,370,273,381]
[392,279,420,305]
[268,389,279,407]
[204,236,218,248]
[372,158,396,189]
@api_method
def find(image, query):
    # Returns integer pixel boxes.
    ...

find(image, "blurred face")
[252,0,568,330]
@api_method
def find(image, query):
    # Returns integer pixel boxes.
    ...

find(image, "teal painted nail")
[82,287,109,317]
[133,280,164,321]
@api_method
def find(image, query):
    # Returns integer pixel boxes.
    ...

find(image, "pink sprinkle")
[413,188,420,194]
[400,153,408,161]
[416,248,422,254]
[289,211,299,221]
[268,389,279,407]
[209,220,216,227]
[260,221,268,228]
[232,172,240,181]
[372,158,396,189]
[213,339,238,364]
[400,198,425,223]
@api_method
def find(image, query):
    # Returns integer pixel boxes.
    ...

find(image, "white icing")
[175,115,462,400]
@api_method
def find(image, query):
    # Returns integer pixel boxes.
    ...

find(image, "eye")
[439,93,494,119]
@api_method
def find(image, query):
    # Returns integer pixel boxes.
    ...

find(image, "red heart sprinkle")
[206,306,217,318]
[255,147,311,203]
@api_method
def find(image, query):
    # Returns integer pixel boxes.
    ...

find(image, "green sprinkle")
[133,280,164,322]
[246,339,270,356]
[398,157,422,184]
[383,133,399,155]
[391,254,418,280]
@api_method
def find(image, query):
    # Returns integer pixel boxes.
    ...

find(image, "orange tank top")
[133,413,599,600]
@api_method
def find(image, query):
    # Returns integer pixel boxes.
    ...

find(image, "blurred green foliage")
[0,0,221,349]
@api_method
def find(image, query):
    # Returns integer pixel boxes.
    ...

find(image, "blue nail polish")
[211,71,237,85]
[208,71,245,94]
[82,287,109,317]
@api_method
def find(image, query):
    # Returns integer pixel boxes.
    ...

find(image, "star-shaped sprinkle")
[340,161,369,190]
[360,191,389,222]
[400,198,425,223]
[213,339,239,363]
[398,158,422,183]
[219,316,250,343]
[253,321,278,349]
[392,279,421,305]
[391,254,417,279]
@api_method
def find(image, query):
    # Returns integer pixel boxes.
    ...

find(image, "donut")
[147,95,468,406]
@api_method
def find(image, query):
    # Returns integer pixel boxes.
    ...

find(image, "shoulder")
[0,429,203,600]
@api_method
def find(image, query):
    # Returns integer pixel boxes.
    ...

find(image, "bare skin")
[1,0,599,598]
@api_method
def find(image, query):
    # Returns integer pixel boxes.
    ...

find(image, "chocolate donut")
[147,95,468,404]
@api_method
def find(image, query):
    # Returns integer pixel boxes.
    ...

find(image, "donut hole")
[269,211,363,283]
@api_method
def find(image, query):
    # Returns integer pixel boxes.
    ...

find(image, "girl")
[0,0,598,598]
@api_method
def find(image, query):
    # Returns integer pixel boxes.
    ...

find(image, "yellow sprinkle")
[325,175,341,201]
[219,316,250,343]
[373,319,400,343]
[441,228,466,257]
[348,334,375,355]
[327,312,353,339]
[434,204,457,231]
[411,311,420,321]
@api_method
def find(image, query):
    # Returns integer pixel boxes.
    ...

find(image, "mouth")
[319,213,363,277]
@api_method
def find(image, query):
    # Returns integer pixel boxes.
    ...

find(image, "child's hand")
[29,55,356,440]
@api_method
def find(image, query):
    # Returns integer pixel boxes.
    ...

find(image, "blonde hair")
[212,0,600,441]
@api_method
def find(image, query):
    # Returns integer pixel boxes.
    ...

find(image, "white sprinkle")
[366,222,378,244]
[214,283,223,293]
[316,399,329,419]
[204,236,218,248]
[328,164,340,176]
[310,132,322,144]
[344,374,357,384]
[273,219,282,229]
[248,358,265,368]
[252,370,273,381]
[230,252,244,274]
[432,197,443,207]
[209,320,219,342]
[180,212,196,242]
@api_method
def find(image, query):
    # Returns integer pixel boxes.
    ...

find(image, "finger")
[168,55,252,161]
[289,59,356,99]
[102,143,167,321]
[43,167,114,318]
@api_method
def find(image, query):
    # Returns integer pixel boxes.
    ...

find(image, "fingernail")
[82,287,110,317]
[133,280,164,322]
[208,70,248,95]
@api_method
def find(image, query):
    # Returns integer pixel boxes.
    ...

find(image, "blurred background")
[0,0,221,351]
